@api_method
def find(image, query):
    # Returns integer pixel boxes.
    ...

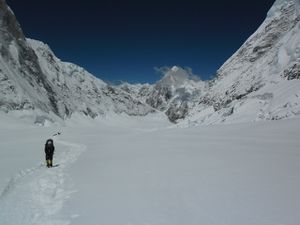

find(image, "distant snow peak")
[157,66,201,87]
[171,66,180,72]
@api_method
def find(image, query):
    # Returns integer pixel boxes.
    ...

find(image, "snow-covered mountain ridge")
[185,0,300,125]
[0,0,154,124]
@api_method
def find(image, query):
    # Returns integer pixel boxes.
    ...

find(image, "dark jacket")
[45,139,55,156]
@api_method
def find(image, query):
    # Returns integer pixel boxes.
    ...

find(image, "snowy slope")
[191,0,300,124]
[183,0,300,125]
[26,39,154,119]
[0,0,154,124]
[0,113,300,225]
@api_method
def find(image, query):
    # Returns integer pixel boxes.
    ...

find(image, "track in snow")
[0,138,85,225]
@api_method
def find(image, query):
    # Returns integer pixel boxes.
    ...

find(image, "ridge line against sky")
[6,0,276,84]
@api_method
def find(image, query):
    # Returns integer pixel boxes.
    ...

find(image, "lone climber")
[45,139,55,167]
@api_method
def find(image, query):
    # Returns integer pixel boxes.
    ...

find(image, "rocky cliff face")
[0,0,153,123]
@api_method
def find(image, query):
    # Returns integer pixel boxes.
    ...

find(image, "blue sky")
[7,0,275,83]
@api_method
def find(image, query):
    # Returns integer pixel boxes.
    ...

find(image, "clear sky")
[6,0,275,83]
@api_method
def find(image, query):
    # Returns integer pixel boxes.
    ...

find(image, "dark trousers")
[46,153,53,167]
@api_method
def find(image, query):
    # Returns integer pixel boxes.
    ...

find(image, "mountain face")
[120,66,207,122]
[1,0,300,125]
[0,0,153,123]
[202,0,300,123]
[122,0,300,125]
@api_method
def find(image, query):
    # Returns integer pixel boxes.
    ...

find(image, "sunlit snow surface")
[0,112,299,225]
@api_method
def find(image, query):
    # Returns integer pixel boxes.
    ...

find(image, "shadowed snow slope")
[0,113,299,225]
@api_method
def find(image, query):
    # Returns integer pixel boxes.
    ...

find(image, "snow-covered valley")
[1,0,300,223]
[0,113,299,225]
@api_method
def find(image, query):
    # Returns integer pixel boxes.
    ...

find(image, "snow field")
[64,115,300,225]
[0,113,300,225]
[0,115,86,225]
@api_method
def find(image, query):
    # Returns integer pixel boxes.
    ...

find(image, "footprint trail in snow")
[0,138,85,225]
